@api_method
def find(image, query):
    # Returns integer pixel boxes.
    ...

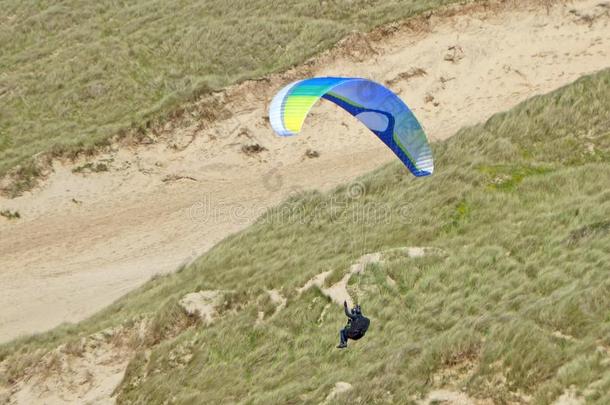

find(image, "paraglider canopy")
[269,77,433,177]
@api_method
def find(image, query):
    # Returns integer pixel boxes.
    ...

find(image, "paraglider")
[337,301,370,349]
[269,77,433,177]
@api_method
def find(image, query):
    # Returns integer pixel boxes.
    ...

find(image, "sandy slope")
[0,0,609,344]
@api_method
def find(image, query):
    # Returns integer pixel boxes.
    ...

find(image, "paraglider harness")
[345,303,370,340]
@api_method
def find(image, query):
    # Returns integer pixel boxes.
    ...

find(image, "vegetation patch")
[478,164,553,191]
[0,209,20,220]
[72,162,110,174]
[1,161,43,198]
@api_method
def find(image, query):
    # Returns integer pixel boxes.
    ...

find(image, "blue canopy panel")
[269,77,433,177]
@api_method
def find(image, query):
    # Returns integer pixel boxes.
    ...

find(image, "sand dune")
[0,0,609,344]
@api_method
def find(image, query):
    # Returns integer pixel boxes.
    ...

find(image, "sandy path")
[0,0,608,343]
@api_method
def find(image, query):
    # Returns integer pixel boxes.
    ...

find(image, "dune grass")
[0,0,463,185]
[1,69,609,403]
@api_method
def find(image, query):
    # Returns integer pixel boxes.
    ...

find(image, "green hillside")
[2,69,609,404]
[0,0,461,182]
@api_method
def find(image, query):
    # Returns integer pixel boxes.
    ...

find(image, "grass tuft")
[0,209,20,220]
